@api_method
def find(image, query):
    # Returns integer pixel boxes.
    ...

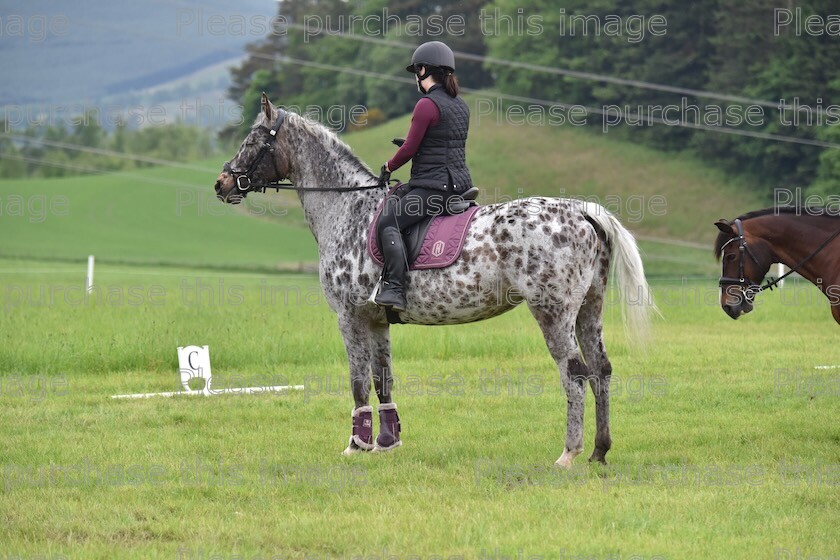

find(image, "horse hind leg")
[576,279,613,465]
[529,304,588,468]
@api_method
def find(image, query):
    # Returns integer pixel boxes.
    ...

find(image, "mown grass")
[0,258,838,559]
[0,100,828,559]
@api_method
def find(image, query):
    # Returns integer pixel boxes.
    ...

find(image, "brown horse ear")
[261,92,274,121]
[714,219,734,235]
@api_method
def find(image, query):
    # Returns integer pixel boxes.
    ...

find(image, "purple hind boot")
[373,402,402,452]
[342,405,374,455]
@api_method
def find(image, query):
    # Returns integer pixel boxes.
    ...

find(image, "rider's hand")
[378,164,391,187]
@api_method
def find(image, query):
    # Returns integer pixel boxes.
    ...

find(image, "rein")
[223,108,385,194]
[719,217,840,301]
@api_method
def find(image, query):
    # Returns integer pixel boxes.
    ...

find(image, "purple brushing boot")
[373,402,402,452]
[342,405,374,455]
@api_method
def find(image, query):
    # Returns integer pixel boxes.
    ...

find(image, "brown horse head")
[714,218,774,320]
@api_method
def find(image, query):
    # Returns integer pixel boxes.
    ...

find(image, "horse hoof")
[588,454,608,465]
[555,448,582,469]
[342,437,373,455]
[554,457,573,469]
[371,441,402,453]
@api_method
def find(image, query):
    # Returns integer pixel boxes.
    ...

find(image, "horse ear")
[714,219,734,235]
[261,92,274,121]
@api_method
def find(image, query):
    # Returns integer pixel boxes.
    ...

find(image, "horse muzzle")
[214,172,244,204]
[721,296,754,320]
[719,282,756,320]
[722,302,742,320]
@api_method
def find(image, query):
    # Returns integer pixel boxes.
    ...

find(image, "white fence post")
[86,255,94,294]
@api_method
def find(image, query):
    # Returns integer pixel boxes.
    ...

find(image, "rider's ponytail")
[429,66,459,97]
[443,72,460,97]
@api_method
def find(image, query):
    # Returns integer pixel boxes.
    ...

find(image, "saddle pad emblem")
[431,240,446,257]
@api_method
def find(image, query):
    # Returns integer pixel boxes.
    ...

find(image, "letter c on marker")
[188,351,199,370]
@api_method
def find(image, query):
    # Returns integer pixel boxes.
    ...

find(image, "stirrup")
[367,276,382,305]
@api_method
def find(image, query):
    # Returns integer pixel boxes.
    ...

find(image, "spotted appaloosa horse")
[215,94,657,467]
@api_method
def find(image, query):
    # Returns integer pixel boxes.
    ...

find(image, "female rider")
[375,40,475,311]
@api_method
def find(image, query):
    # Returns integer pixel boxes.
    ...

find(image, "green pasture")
[0,257,838,559]
[0,107,835,559]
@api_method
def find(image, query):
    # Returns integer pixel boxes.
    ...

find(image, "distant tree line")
[0,115,216,179]
[227,0,840,197]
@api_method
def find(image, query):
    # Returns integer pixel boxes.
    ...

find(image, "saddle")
[368,184,481,270]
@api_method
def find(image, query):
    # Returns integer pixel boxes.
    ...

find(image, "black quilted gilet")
[409,84,474,194]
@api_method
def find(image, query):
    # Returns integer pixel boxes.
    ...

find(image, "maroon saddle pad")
[367,185,480,270]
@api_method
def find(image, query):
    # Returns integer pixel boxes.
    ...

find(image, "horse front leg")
[339,313,375,455]
[369,322,401,452]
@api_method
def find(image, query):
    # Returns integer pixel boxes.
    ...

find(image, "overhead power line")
[8,10,839,152]
[248,53,840,151]
[75,7,825,116]
[271,20,823,115]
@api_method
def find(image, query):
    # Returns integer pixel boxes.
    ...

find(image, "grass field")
[1,107,836,558]
[1,256,839,559]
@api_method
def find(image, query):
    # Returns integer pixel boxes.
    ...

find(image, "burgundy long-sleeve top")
[386,97,440,172]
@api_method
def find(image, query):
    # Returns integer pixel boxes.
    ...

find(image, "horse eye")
[725,253,736,262]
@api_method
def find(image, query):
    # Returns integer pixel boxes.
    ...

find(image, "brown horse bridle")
[719,217,840,303]
[718,219,764,303]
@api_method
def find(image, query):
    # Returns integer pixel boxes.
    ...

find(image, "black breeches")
[376,187,461,240]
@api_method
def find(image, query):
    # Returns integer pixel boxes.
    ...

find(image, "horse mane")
[713,206,838,261]
[734,206,838,221]
[256,109,375,179]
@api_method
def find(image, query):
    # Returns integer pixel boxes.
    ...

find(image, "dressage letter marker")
[110,345,303,399]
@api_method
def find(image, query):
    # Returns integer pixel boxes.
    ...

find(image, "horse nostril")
[214,180,221,193]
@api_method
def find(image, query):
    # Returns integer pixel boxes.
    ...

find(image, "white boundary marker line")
[111,385,305,399]
[814,365,840,370]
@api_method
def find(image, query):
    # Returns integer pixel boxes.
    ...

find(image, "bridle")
[222,108,387,195]
[718,219,764,303]
[719,216,840,303]
[223,109,291,194]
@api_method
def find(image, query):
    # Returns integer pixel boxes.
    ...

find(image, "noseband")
[718,219,763,303]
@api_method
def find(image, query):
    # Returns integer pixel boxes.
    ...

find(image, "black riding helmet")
[406,41,455,74]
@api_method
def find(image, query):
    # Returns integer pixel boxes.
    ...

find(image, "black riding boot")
[375,226,408,311]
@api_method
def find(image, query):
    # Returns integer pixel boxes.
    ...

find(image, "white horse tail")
[576,201,659,345]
